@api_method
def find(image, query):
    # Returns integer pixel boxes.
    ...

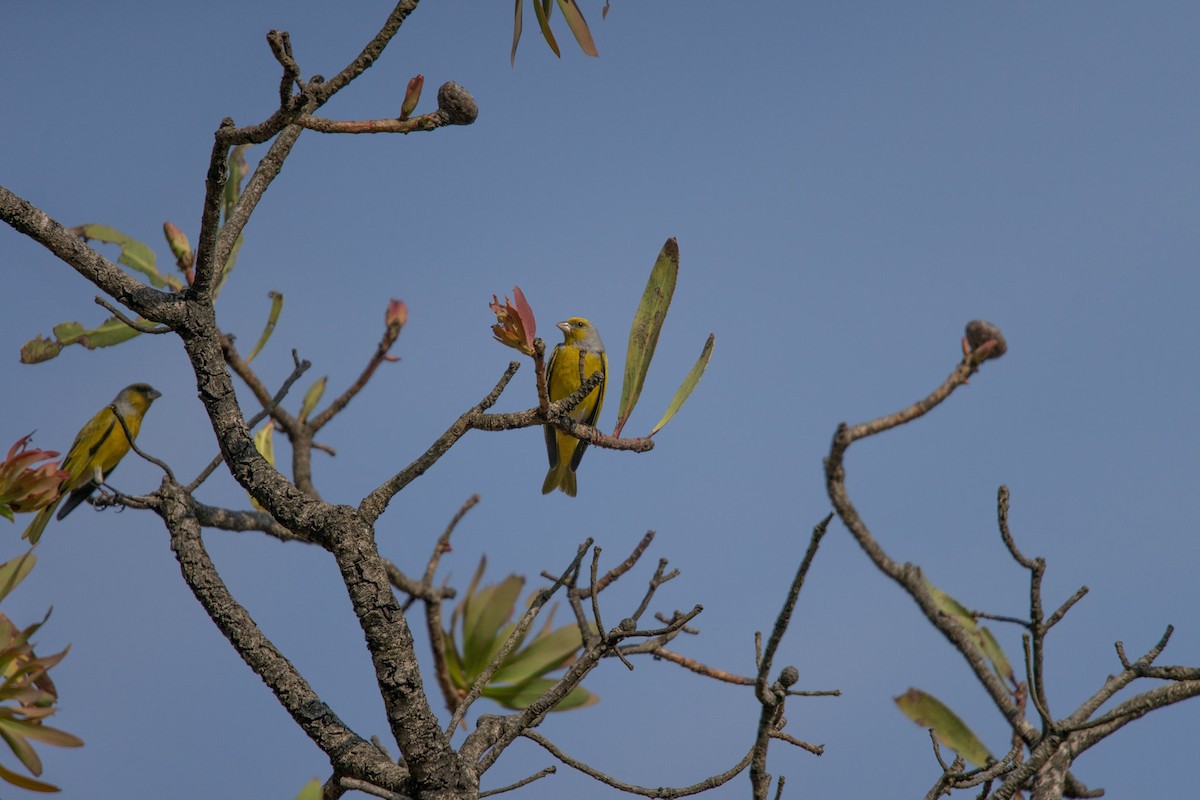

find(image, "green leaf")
[250,422,276,512]
[252,423,276,469]
[444,634,466,688]
[294,778,323,800]
[20,315,143,364]
[223,146,249,222]
[484,678,597,711]
[215,145,250,294]
[616,237,679,437]
[298,377,326,423]
[924,578,1014,686]
[490,624,582,685]
[0,720,41,775]
[533,0,561,58]
[979,625,1015,685]
[0,553,35,605]
[58,316,143,349]
[247,291,283,363]
[510,0,522,66]
[7,721,82,749]
[73,224,180,291]
[650,333,714,435]
[463,576,523,676]
[895,688,992,767]
[554,0,599,57]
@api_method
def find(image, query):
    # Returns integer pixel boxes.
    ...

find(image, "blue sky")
[3,2,1198,798]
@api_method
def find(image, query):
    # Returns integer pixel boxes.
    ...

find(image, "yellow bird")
[542,318,606,497]
[22,383,161,545]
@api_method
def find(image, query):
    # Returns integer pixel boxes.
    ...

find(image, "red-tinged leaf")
[399,74,424,120]
[9,723,82,749]
[0,759,59,792]
[511,287,536,342]
[490,288,537,356]
[533,0,562,58]
[555,0,599,57]
[162,221,193,270]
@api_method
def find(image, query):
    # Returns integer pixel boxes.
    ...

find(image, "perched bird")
[22,383,162,544]
[542,318,606,497]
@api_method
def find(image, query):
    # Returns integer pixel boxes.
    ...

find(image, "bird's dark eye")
[575,321,584,328]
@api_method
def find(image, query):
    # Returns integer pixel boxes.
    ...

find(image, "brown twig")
[94,296,171,333]
[308,310,407,432]
[420,495,478,714]
[478,766,556,797]
[516,729,753,798]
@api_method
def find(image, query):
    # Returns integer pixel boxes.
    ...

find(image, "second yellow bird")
[22,383,161,544]
[542,318,606,497]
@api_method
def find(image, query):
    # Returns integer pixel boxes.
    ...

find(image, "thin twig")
[520,729,753,798]
[421,495,479,714]
[94,296,171,333]
[478,766,556,797]
[109,402,174,481]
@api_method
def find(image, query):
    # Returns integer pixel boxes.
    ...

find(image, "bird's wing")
[543,344,563,468]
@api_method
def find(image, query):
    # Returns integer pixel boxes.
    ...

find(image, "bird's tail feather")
[22,501,58,545]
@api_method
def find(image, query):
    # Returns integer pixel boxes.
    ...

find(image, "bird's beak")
[148,388,163,401]
[556,321,571,334]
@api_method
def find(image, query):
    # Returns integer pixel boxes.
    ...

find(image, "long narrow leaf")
[615,237,679,436]
[0,759,59,792]
[650,333,714,435]
[484,679,597,711]
[533,0,561,58]
[298,377,326,423]
[491,624,582,685]
[895,688,991,767]
[510,0,523,66]
[72,224,179,290]
[0,721,41,775]
[463,576,523,676]
[246,291,283,363]
[555,0,599,57]
[0,554,35,605]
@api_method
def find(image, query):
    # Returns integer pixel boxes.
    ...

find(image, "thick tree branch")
[158,478,411,792]
[0,184,183,326]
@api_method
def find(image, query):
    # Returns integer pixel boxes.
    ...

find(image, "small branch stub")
[436,81,479,126]
[963,319,1007,363]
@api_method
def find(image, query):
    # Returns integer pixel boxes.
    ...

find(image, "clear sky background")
[3,2,1198,798]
